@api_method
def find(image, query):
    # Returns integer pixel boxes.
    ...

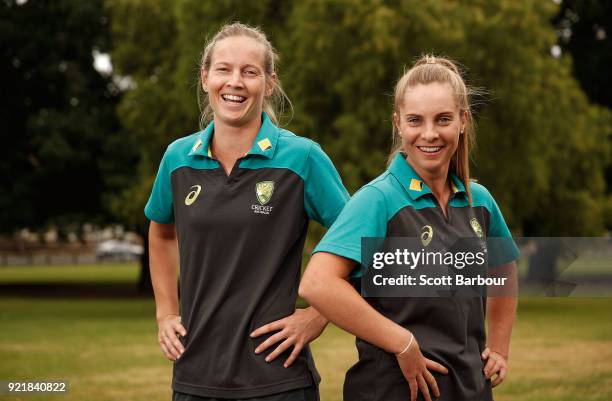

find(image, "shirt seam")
[173,374,311,392]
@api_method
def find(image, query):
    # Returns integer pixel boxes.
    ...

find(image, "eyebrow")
[211,61,262,71]
[404,111,455,116]
[242,64,262,71]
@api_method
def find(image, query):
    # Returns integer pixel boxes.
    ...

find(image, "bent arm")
[486,262,518,358]
[299,252,411,354]
[149,221,180,321]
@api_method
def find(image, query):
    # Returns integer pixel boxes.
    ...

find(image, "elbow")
[299,272,320,304]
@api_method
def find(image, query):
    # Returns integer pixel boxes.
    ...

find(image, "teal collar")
[388,153,466,200]
[188,112,280,159]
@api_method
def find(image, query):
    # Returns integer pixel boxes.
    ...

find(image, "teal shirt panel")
[312,184,387,264]
[144,133,217,224]
[303,142,350,228]
[470,182,519,266]
[144,113,348,228]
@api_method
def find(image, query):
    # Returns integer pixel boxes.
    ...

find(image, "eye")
[406,116,420,125]
[244,69,259,76]
[438,115,452,124]
[216,67,229,72]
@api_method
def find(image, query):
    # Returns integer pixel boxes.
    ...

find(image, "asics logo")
[185,185,202,206]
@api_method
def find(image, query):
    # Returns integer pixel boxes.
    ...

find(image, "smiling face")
[394,82,467,180]
[201,35,275,128]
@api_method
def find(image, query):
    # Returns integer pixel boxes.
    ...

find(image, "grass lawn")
[0,264,611,401]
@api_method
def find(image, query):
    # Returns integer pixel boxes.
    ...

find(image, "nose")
[226,69,244,89]
[421,122,439,142]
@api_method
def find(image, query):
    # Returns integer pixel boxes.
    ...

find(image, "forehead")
[400,82,458,114]
[211,36,266,68]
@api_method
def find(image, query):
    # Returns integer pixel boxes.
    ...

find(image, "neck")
[211,115,262,158]
[406,157,451,202]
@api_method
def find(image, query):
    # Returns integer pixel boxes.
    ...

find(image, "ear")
[393,112,401,134]
[460,110,468,133]
[201,68,209,93]
[265,72,277,97]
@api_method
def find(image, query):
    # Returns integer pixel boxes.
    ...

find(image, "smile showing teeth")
[221,94,246,103]
[418,146,441,153]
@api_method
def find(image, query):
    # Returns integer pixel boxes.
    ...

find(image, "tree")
[0,0,136,236]
[553,0,612,230]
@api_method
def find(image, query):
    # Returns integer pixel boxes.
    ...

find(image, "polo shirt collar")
[246,112,279,158]
[389,153,466,200]
[187,112,279,159]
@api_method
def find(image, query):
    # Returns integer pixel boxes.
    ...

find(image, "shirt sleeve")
[144,148,174,224]
[303,142,349,228]
[485,192,520,267]
[313,185,388,272]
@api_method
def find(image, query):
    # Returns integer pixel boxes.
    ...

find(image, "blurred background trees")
[1,0,138,237]
[3,0,611,287]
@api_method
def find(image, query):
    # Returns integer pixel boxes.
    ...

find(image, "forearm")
[486,296,516,358]
[149,222,180,320]
[300,253,411,354]
[486,262,518,357]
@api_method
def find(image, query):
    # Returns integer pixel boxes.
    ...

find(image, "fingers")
[408,377,418,401]
[158,338,175,361]
[483,357,498,379]
[250,319,285,338]
[162,330,184,360]
[168,326,186,353]
[425,358,449,375]
[417,374,432,401]
[264,339,293,363]
[254,331,286,354]
[492,365,507,387]
[424,370,440,398]
[175,323,187,337]
[481,347,490,360]
[283,342,303,368]
[156,316,186,361]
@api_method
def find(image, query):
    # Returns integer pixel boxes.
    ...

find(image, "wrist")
[156,312,179,323]
[395,332,415,358]
[388,328,414,355]
[306,306,328,327]
[486,346,509,360]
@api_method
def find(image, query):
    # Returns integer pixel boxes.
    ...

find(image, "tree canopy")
[0,0,137,235]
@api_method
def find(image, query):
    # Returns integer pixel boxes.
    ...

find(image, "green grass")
[0,263,139,284]
[0,265,611,401]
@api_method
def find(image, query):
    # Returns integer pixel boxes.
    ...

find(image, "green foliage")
[0,0,136,233]
[108,0,611,235]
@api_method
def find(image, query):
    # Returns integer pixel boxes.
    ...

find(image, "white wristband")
[397,333,414,356]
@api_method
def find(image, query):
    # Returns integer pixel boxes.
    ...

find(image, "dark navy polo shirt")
[145,113,349,398]
[314,153,519,401]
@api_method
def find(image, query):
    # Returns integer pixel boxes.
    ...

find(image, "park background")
[1,0,611,400]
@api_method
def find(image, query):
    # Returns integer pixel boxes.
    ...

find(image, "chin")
[415,160,446,175]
